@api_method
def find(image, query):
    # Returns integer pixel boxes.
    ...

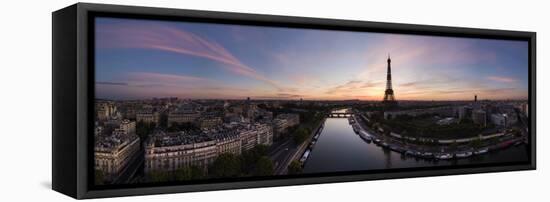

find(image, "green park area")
[379,113,490,139]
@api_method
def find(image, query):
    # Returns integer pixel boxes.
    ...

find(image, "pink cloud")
[487,76,518,83]
[96,72,256,99]
[96,22,286,91]
[123,72,211,86]
[358,34,498,80]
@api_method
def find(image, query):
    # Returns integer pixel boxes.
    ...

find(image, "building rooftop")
[149,127,241,147]
[95,132,139,152]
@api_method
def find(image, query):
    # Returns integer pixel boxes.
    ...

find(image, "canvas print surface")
[93,17,529,185]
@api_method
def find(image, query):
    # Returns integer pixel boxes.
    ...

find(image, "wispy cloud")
[487,76,518,83]
[95,19,528,101]
[96,72,258,99]
[253,93,303,100]
[277,93,302,98]
[97,22,288,91]
[357,34,498,83]
[97,72,213,88]
[398,76,458,88]
[325,80,384,96]
[125,72,210,85]
[397,87,525,100]
[96,81,128,86]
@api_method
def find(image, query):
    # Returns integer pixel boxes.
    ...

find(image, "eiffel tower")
[382,54,397,106]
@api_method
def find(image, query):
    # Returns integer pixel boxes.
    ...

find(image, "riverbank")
[352,114,526,160]
[273,117,326,175]
[302,117,528,174]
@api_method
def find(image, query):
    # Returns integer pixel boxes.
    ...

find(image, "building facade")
[145,131,218,173]
[472,110,487,127]
[144,122,272,174]
[136,109,160,125]
[95,134,140,181]
[273,113,300,139]
[96,102,117,121]
[119,119,136,135]
[167,110,200,125]
[199,116,223,129]
[491,113,507,127]
[458,106,473,121]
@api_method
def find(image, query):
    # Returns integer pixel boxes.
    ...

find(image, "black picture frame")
[52,3,536,199]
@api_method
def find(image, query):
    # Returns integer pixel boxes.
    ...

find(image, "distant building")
[257,110,273,122]
[94,125,103,136]
[273,118,288,139]
[104,118,122,128]
[491,114,507,127]
[119,119,136,135]
[123,108,137,120]
[472,110,487,127]
[280,113,300,126]
[384,106,454,120]
[230,105,244,114]
[234,123,274,151]
[255,123,274,146]
[136,109,159,125]
[167,109,200,126]
[199,116,223,129]
[273,113,300,139]
[500,106,519,125]
[458,106,473,121]
[96,102,117,121]
[224,113,243,124]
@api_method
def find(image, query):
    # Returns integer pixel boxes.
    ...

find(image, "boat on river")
[313,133,320,140]
[421,152,434,158]
[435,153,453,160]
[474,148,489,155]
[455,151,473,158]
[348,117,355,124]
[300,150,311,163]
[358,130,372,141]
[390,145,403,153]
[352,125,359,134]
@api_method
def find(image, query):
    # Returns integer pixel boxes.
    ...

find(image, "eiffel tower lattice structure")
[382,54,397,106]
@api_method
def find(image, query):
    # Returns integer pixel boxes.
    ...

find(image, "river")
[302,115,529,174]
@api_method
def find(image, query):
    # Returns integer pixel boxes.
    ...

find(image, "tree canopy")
[94,169,104,185]
[293,127,310,144]
[288,160,303,175]
[253,156,274,176]
[209,153,242,178]
[175,165,204,181]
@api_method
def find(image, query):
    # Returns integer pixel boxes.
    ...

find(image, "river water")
[303,117,529,174]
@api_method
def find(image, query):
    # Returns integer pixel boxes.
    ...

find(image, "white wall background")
[0,0,547,201]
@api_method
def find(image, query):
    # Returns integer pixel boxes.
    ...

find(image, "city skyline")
[95,17,529,101]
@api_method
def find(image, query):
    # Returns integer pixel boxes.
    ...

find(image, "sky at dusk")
[95,17,529,101]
